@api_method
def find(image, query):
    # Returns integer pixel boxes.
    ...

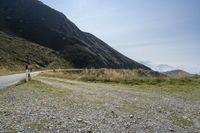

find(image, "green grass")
[122,102,144,113]
[170,115,193,127]
[24,122,48,131]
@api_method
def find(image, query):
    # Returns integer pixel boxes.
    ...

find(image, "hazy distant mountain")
[0,0,149,70]
[139,61,179,72]
[163,70,193,78]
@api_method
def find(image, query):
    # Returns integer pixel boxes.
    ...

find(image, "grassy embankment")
[0,31,71,75]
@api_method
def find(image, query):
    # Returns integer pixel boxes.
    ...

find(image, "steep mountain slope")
[0,31,70,72]
[163,70,193,78]
[0,0,150,69]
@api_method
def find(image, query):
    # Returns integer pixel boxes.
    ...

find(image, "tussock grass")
[41,68,165,80]
[40,69,200,93]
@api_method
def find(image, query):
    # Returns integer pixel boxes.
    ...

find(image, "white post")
[28,70,31,81]
[26,69,29,82]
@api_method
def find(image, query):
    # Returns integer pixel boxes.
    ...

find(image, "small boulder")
[169,127,174,132]
[77,118,83,122]
[87,130,93,133]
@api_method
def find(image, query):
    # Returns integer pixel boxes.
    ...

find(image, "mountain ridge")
[0,0,150,69]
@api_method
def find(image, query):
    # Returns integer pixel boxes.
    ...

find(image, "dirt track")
[0,76,199,132]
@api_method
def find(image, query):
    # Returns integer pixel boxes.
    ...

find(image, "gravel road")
[0,76,199,132]
[38,77,200,133]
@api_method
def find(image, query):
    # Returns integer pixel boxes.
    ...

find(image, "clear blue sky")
[40,0,200,73]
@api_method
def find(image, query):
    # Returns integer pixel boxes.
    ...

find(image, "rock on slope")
[0,0,150,69]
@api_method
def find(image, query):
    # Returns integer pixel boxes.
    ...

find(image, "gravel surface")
[0,76,199,133]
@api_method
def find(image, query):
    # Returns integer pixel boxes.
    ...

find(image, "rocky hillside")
[0,31,71,72]
[0,0,149,69]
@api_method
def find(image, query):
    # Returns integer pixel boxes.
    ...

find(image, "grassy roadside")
[0,69,24,76]
[39,69,200,102]
[39,69,200,93]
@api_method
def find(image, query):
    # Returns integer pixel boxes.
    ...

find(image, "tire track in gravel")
[35,76,200,132]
